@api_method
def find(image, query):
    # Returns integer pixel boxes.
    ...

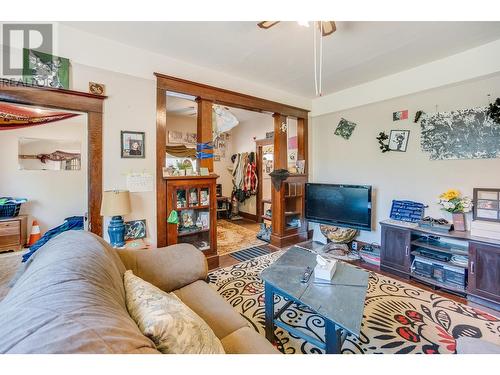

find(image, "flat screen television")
[305,183,372,231]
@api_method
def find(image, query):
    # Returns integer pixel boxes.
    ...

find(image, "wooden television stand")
[379,220,500,311]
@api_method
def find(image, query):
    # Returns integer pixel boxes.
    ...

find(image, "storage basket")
[0,202,21,218]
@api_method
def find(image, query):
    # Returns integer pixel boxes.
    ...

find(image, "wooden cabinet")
[380,225,411,276]
[165,175,219,269]
[0,215,28,252]
[380,220,500,310]
[270,174,308,248]
[468,242,500,304]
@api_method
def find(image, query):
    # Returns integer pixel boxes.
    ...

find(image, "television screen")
[305,183,372,231]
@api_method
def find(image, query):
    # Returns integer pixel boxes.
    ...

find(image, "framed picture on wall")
[124,219,147,240]
[473,188,500,222]
[121,131,145,158]
[388,130,410,152]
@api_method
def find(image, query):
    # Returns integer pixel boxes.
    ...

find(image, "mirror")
[18,137,81,171]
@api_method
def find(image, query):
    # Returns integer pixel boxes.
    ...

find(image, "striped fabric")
[229,246,269,262]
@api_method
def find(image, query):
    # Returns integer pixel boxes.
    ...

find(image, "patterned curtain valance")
[0,102,79,130]
[166,144,196,158]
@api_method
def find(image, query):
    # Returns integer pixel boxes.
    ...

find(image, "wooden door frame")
[255,137,274,222]
[0,80,107,236]
[155,73,309,247]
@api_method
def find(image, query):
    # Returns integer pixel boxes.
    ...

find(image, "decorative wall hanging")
[266,131,274,139]
[414,110,425,123]
[334,118,357,140]
[124,219,147,240]
[421,107,500,160]
[121,131,145,158]
[168,130,184,144]
[213,132,228,159]
[0,102,79,130]
[89,82,105,96]
[280,121,287,133]
[23,49,69,89]
[487,97,500,124]
[376,132,391,153]
[184,132,197,145]
[393,110,408,121]
[388,130,410,152]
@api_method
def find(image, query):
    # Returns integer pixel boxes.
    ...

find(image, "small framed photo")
[121,131,145,158]
[473,188,500,222]
[389,130,410,152]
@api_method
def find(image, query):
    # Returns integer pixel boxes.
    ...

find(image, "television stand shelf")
[380,220,500,311]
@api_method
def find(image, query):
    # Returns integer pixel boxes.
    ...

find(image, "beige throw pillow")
[124,270,225,354]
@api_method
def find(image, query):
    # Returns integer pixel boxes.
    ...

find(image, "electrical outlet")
[351,241,358,250]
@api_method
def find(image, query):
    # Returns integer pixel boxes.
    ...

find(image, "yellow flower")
[440,189,460,200]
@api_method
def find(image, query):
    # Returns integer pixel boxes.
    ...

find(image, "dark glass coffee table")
[261,246,369,353]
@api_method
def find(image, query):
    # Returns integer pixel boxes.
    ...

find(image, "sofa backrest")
[0,230,158,353]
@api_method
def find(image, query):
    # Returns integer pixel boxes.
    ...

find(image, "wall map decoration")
[334,118,357,140]
[421,107,500,161]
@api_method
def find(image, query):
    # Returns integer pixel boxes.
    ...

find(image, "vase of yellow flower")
[438,189,472,231]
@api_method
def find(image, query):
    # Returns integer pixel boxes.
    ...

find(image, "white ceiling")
[63,21,500,98]
[166,95,270,123]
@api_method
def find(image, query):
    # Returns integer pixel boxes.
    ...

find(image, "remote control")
[300,266,313,283]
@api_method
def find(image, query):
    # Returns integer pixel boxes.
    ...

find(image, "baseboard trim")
[238,211,257,222]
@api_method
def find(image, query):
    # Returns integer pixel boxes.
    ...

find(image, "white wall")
[69,63,157,242]
[311,73,500,244]
[0,115,87,233]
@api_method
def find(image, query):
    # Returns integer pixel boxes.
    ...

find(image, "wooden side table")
[0,215,28,252]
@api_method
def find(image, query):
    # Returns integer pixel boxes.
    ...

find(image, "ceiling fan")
[257,21,336,36]
[258,21,337,96]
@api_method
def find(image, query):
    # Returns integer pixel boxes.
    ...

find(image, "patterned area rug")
[217,220,266,256]
[208,250,500,354]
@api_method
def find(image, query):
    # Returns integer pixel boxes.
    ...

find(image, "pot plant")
[438,189,472,231]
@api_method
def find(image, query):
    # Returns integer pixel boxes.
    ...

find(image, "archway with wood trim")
[155,73,310,259]
[0,80,106,236]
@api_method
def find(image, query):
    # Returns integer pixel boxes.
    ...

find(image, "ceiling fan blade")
[257,21,280,29]
[320,21,336,36]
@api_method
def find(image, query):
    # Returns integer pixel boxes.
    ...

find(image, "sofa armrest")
[117,243,208,292]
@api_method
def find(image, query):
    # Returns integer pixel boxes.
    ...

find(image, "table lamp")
[100,190,131,248]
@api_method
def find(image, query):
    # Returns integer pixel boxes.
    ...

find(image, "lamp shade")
[100,190,131,217]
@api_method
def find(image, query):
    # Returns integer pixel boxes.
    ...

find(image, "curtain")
[0,102,79,130]
[166,145,196,158]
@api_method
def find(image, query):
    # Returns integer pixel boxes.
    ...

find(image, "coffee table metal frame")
[264,281,345,353]
[262,246,368,354]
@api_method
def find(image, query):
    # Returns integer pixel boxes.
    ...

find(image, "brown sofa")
[0,231,278,354]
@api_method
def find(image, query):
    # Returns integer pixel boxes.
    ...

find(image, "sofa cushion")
[221,327,280,354]
[0,231,158,354]
[124,270,224,354]
[173,280,249,339]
